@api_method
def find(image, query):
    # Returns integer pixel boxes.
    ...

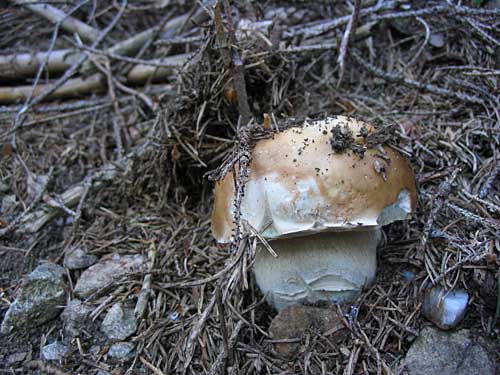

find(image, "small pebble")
[108,342,135,361]
[422,286,469,330]
[429,32,446,48]
[1,194,17,214]
[0,180,8,193]
[41,341,69,361]
[61,299,93,337]
[6,352,27,364]
[102,302,137,341]
[63,246,97,270]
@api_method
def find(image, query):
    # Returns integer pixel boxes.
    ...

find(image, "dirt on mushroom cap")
[211,116,417,243]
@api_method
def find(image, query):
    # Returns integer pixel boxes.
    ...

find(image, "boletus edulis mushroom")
[211,116,417,310]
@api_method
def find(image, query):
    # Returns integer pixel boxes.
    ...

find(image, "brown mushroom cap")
[212,116,417,243]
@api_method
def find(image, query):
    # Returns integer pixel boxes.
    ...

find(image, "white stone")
[422,286,469,330]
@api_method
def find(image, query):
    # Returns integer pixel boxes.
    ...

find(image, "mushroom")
[211,116,417,310]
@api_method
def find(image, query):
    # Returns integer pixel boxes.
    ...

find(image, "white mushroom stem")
[254,228,380,311]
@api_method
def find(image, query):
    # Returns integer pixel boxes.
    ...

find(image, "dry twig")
[11,0,100,42]
[337,0,361,85]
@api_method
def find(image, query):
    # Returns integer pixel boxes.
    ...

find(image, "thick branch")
[0,11,206,84]
[126,54,191,84]
[80,8,207,74]
[0,52,187,104]
[0,74,106,104]
[11,0,100,43]
[0,50,80,80]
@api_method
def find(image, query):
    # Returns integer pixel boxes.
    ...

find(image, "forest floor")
[0,1,499,374]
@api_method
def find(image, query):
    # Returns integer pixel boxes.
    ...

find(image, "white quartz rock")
[422,286,469,330]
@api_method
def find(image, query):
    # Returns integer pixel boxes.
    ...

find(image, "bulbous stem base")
[254,228,380,311]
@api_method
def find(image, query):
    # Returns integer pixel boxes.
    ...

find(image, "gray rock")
[429,32,446,48]
[269,304,347,356]
[61,299,93,337]
[404,327,494,375]
[1,194,17,214]
[41,341,69,361]
[102,302,137,341]
[1,263,66,334]
[96,371,112,375]
[0,179,8,194]
[6,352,27,365]
[422,286,469,330]
[108,342,135,360]
[63,246,97,270]
[74,254,145,298]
